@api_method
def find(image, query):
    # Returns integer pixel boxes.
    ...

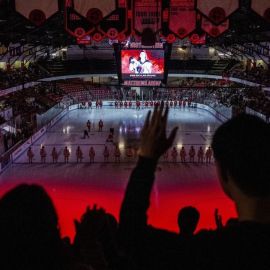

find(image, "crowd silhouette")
[1,104,270,270]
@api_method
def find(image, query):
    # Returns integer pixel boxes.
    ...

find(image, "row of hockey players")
[79,100,103,109]
[114,99,193,109]
[167,146,212,163]
[79,99,194,109]
[26,145,212,164]
[27,145,135,163]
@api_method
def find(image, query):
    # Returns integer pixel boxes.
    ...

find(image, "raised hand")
[214,208,223,229]
[138,101,178,160]
[74,204,108,247]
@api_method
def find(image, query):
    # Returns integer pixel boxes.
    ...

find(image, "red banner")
[134,0,162,34]
[197,0,239,25]
[15,0,58,26]
[169,0,196,39]
[251,0,270,22]
[201,17,229,37]
[73,0,116,24]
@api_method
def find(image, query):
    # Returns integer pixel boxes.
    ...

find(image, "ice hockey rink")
[0,106,236,239]
[13,106,220,163]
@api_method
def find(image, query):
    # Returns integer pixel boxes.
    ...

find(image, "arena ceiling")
[0,0,270,60]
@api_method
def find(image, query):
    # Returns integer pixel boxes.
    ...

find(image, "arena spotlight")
[177,143,183,149]
[119,143,125,149]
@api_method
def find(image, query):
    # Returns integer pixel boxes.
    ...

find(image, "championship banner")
[65,0,95,38]
[169,0,196,39]
[66,0,126,42]
[73,0,116,24]
[197,0,239,25]
[15,0,58,26]
[133,0,162,34]
[201,17,229,37]
[98,0,128,41]
[251,0,270,23]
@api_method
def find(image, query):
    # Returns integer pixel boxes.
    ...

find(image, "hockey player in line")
[64,146,70,163]
[27,147,34,164]
[189,146,195,163]
[89,146,95,163]
[180,146,186,163]
[103,146,109,162]
[114,145,121,163]
[76,146,83,163]
[40,146,46,163]
[51,147,58,163]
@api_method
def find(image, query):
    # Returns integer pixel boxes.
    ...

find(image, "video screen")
[121,49,164,80]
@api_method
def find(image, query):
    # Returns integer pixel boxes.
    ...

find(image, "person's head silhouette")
[178,206,200,237]
[0,184,64,270]
[212,114,270,223]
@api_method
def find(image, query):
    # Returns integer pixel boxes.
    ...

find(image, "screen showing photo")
[121,49,164,80]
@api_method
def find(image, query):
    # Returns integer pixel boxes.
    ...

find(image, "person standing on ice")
[163,149,169,162]
[99,120,104,132]
[171,147,178,162]
[83,129,89,139]
[51,147,58,163]
[197,146,204,163]
[114,145,121,163]
[180,146,187,163]
[89,146,95,163]
[103,146,109,162]
[86,120,91,132]
[189,146,195,163]
[40,146,46,163]
[27,147,34,164]
[63,146,70,163]
[76,146,83,163]
[205,146,213,164]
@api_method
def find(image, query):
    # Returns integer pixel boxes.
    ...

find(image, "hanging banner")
[66,0,123,42]
[201,17,229,37]
[169,0,196,39]
[197,0,239,25]
[65,0,94,38]
[98,0,128,40]
[73,0,116,24]
[251,0,270,23]
[133,0,162,34]
[15,0,58,26]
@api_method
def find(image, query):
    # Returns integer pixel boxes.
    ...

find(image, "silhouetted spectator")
[226,218,239,227]
[119,106,270,270]
[178,206,200,238]
[0,184,92,270]
[73,205,124,270]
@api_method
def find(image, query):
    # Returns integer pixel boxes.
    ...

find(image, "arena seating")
[228,64,270,86]
[85,83,115,100]
[56,79,91,102]
[0,63,47,90]
[39,59,118,76]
